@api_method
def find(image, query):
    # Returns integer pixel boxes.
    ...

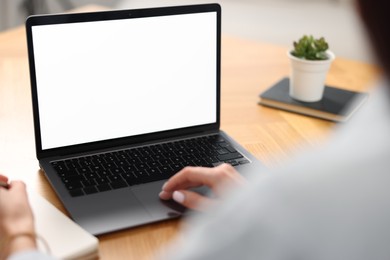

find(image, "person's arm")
[7,250,57,260]
[0,175,36,258]
[0,174,55,260]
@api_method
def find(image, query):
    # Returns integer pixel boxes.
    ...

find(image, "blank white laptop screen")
[31,12,217,150]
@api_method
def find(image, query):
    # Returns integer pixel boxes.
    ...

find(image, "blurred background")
[0,0,373,63]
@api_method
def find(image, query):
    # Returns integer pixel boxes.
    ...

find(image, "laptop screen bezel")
[26,4,221,159]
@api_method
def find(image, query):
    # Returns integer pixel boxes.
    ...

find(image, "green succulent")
[292,35,329,61]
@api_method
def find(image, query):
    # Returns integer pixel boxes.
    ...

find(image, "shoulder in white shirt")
[162,81,390,260]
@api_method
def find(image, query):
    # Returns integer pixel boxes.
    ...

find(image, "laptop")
[26,4,264,235]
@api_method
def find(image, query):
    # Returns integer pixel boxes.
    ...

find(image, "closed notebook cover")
[259,77,369,121]
[29,192,99,259]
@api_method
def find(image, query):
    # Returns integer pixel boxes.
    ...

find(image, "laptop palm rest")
[69,188,152,235]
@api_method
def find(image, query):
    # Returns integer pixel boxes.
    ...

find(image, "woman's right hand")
[159,164,247,211]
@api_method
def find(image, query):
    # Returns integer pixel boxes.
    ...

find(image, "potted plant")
[288,35,335,102]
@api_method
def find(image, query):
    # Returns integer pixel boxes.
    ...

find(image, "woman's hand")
[0,174,37,257]
[159,164,247,211]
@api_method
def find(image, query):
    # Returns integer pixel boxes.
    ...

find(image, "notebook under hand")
[26,4,264,235]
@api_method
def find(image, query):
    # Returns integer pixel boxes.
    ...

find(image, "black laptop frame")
[26,4,221,160]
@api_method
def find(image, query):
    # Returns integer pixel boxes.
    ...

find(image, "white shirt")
[9,81,390,260]
[161,81,390,260]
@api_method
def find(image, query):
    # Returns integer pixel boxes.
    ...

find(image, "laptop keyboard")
[51,134,250,197]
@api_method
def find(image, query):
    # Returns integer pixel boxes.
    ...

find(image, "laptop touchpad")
[131,180,186,220]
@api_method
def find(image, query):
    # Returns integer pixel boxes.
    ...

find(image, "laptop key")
[62,175,84,183]
[96,169,111,177]
[218,142,230,148]
[110,180,128,189]
[238,159,250,164]
[116,160,128,168]
[64,161,78,170]
[126,157,142,164]
[192,159,205,166]
[95,177,109,185]
[82,180,96,188]
[137,169,160,183]
[181,161,193,167]
[108,175,123,182]
[122,165,137,173]
[159,159,172,166]
[171,164,182,172]
[148,161,161,168]
[135,164,147,171]
[207,156,220,163]
[77,167,90,175]
[158,165,175,177]
[84,186,98,194]
[66,182,83,190]
[53,163,66,172]
[143,172,165,182]
[91,165,104,171]
[226,160,239,166]
[147,168,161,175]
[217,152,243,161]
[58,169,78,178]
[170,157,182,164]
[104,163,117,170]
[69,189,84,197]
[225,146,237,153]
[109,168,122,175]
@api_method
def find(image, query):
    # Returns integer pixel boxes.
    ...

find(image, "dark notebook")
[258,77,369,122]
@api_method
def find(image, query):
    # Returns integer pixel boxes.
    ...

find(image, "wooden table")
[0,6,381,260]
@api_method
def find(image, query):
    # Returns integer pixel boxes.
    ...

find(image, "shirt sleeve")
[159,174,302,260]
[159,82,390,260]
[8,250,57,260]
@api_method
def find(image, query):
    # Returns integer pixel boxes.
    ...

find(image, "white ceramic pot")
[288,50,335,102]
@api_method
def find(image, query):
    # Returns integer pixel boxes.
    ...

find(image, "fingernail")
[173,191,185,204]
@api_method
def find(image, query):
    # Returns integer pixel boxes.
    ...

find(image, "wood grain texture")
[0,6,381,259]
